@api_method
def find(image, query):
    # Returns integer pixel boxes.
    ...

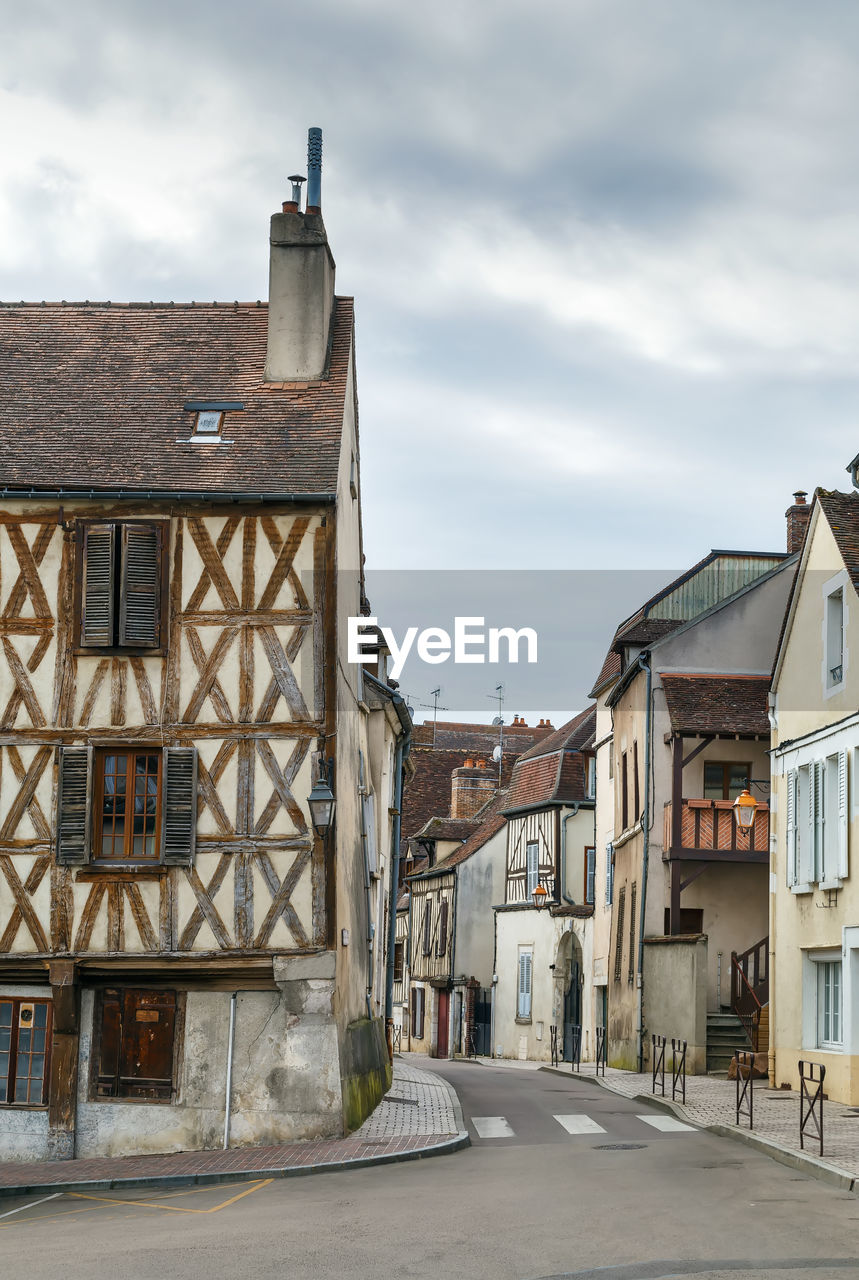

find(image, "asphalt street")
[1,1060,858,1280]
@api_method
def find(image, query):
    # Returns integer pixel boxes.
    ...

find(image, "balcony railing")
[663,798,769,858]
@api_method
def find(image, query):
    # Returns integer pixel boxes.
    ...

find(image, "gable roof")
[0,299,354,496]
[661,673,771,737]
[816,490,859,597]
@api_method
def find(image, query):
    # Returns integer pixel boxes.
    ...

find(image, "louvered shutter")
[813,761,824,883]
[422,900,432,955]
[517,950,532,1018]
[838,750,849,879]
[119,523,162,648]
[160,747,197,866]
[786,769,797,886]
[362,793,377,875]
[81,524,115,646]
[56,745,92,864]
[437,900,449,957]
[605,843,614,905]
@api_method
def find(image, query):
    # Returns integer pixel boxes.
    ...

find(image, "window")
[633,742,640,820]
[411,986,425,1039]
[94,750,161,863]
[664,907,704,935]
[818,961,842,1049]
[525,841,539,900]
[584,847,596,905]
[194,410,223,436]
[613,887,626,982]
[57,745,197,868]
[787,753,848,889]
[76,521,167,650]
[605,843,614,906]
[586,756,596,799]
[436,899,449,957]
[94,989,177,1101]
[826,588,844,687]
[517,948,533,1019]
[703,762,751,802]
[0,999,51,1106]
[621,753,629,830]
[422,901,432,956]
[393,942,405,984]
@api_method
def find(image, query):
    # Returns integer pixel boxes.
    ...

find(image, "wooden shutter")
[628,882,637,983]
[814,761,825,882]
[614,887,626,981]
[80,523,115,646]
[394,943,404,983]
[119,523,163,648]
[362,793,377,875]
[585,848,596,904]
[96,989,123,1097]
[517,950,532,1018]
[838,750,849,879]
[161,747,197,866]
[119,990,176,1100]
[422,900,432,955]
[437,900,449,957]
[786,769,797,886]
[56,745,92,864]
[605,843,614,905]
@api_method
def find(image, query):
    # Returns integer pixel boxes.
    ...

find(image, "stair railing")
[730,936,768,1053]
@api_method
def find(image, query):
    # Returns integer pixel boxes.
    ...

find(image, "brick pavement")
[0,1058,467,1197]
[546,1060,859,1184]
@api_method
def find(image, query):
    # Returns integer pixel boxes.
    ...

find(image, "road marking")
[68,1178,273,1215]
[553,1114,607,1135]
[471,1116,515,1138]
[0,1193,62,1220]
[636,1114,696,1132]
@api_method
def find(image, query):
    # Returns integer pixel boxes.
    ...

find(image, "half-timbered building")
[0,132,407,1159]
[493,708,597,1064]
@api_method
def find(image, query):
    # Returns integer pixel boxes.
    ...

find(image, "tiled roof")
[817,490,859,598]
[504,707,596,810]
[661,673,771,736]
[410,720,551,751]
[0,299,354,494]
[411,817,477,843]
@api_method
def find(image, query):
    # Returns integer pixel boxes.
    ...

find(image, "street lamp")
[532,883,548,910]
[308,774,335,835]
[732,788,758,832]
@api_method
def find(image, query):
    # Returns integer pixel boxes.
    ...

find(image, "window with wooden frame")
[56,744,197,868]
[525,841,539,900]
[411,986,425,1039]
[584,847,596,905]
[94,988,178,1101]
[0,998,52,1106]
[75,520,168,651]
[621,752,629,830]
[633,741,640,820]
[703,761,751,802]
[422,900,433,956]
[393,942,405,984]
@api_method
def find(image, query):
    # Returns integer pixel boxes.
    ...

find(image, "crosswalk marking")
[636,1113,696,1132]
[471,1116,515,1138]
[553,1114,607,1135]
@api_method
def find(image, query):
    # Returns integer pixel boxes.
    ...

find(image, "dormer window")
[195,410,222,436]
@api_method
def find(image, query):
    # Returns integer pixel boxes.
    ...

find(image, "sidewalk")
[0,1059,468,1199]
[543,1059,859,1190]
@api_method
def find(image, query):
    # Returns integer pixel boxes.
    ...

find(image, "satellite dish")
[491,715,503,726]
[492,745,502,762]
[406,704,415,717]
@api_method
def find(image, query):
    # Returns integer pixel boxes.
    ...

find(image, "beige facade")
[771,496,859,1103]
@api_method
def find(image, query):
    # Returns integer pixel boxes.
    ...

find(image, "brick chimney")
[786,491,810,555]
[266,128,335,383]
[451,759,496,820]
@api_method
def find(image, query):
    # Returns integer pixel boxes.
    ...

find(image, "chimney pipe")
[306,127,322,214]
[785,490,811,555]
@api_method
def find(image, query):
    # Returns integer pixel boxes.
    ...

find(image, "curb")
[0,1131,471,1201]
[537,1065,857,1193]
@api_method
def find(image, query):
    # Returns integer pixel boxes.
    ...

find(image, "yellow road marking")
[0,1177,273,1230]
[68,1178,273,1215]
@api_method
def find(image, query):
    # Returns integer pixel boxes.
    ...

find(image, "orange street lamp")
[532,883,549,910]
[732,788,758,832]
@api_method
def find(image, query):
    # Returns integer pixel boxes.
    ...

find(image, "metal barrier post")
[570,1023,581,1072]
[671,1038,687,1105]
[550,1024,559,1068]
[652,1034,666,1096]
[799,1060,825,1156]
[596,1025,607,1076]
[735,1049,754,1129]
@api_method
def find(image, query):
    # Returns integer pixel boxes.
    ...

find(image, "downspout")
[561,804,582,904]
[223,991,237,1150]
[384,701,412,1044]
[636,653,653,1073]
[358,750,374,1020]
[490,906,498,1059]
[449,875,458,1057]
[767,692,778,1089]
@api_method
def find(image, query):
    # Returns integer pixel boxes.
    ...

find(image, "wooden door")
[436,988,450,1058]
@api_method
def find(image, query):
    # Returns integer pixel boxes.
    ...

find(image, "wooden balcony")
[663,798,769,862]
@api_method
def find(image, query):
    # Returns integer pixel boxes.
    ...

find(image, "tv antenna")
[404,687,448,746]
[487,684,505,782]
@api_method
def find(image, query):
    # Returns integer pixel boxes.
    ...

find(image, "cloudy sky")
[3,1,858,717]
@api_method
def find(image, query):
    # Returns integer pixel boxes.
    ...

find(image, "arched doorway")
[553,929,584,1062]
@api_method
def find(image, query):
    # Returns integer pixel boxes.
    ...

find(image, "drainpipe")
[767,693,778,1088]
[449,877,458,1057]
[384,698,412,1045]
[358,750,377,1021]
[560,804,582,904]
[636,652,653,1073]
[223,991,237,1150]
